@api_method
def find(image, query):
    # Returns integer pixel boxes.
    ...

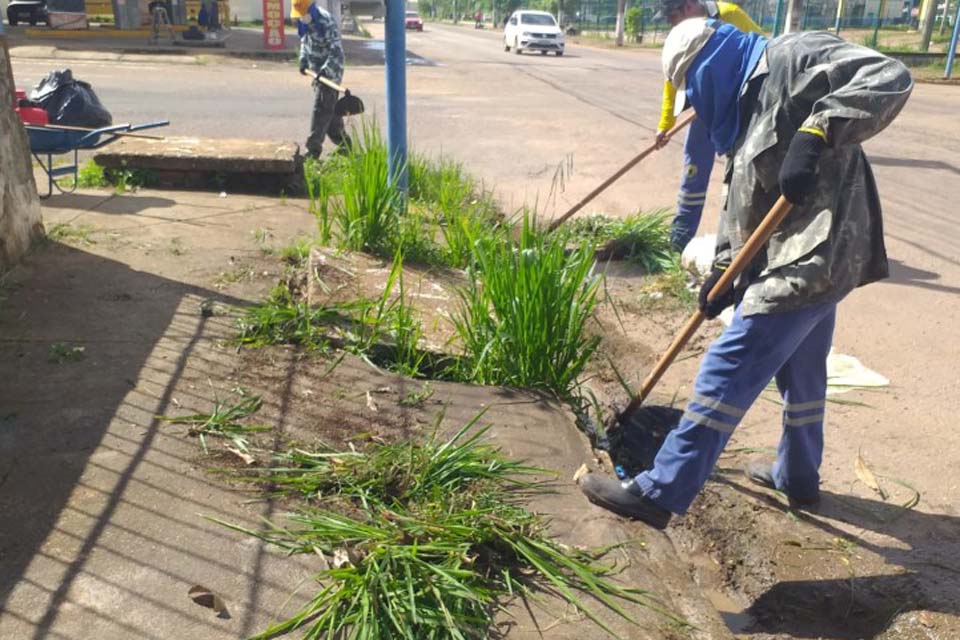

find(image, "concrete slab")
[94,137,300,175]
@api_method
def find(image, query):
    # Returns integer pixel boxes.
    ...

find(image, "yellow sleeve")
[717,2,762,33]
[658,80,677,133]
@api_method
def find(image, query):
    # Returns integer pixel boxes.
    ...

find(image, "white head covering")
[662,17,716,115]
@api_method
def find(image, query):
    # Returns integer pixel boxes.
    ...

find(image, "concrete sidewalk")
[0,185,736,639]
[3,26,385,65]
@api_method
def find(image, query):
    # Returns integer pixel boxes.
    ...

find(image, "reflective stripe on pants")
[634,302,837,514]
[670,116,716,251]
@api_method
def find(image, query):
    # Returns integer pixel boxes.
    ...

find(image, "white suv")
[504,10,565,56]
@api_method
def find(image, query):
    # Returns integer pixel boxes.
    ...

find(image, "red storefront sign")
[262,0,286,50]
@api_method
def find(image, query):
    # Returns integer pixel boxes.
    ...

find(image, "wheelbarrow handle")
[618,195,794,420]
[38,123,168,140]
[127,120,170,133]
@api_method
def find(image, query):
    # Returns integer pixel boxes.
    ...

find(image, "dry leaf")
[188,585,230,619]
[365,391,379,413]
[594,449,614,471]
[573,463,590,483]
[225,446,255,466]
[331,548,351,569]
[854,451,889,500]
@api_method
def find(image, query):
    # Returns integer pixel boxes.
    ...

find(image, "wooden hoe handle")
[547,110,697,233]
[305,69,348,93]
[618,195,794,420]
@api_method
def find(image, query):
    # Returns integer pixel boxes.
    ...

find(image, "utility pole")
[920,0,938,50]
[783,0,804,33]
[941,0,950,35]
[615,0,626,45]
[385,0,408,191]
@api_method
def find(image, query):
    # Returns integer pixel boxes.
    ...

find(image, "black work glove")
[698,267,735,320]
[778,129,827,204]
[299,60,308,75]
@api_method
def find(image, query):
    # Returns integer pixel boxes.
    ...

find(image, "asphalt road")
[9,22,960,507]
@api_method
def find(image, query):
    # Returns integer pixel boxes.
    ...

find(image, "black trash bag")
[29,69,113,128]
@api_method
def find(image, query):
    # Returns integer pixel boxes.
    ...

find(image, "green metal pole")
[871,0,886,47]
[773,0,786,35]
[945,0,960,77]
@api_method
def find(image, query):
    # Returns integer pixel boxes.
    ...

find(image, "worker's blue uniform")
[623,20,911,518]
[671,118,714,250]
[634,301,836,514]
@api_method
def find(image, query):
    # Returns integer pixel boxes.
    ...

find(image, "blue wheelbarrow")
[25,121,170,198]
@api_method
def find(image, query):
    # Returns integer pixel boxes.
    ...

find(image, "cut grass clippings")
[158,394,272,457]
[216,414,679,639]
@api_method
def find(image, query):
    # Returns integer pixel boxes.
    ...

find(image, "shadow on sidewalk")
[0,241,249,637]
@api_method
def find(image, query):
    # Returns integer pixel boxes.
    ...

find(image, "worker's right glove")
[299,60,308,76]
[698,266,735,320]
[778,128,827,204]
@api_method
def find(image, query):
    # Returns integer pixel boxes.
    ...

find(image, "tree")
[625,6,643,41]
[615,0,627,45]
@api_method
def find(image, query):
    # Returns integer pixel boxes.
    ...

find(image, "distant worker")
[580,19,912,528]
[475,9,483,28]
[654,0,761,250]
[293,0,352,159]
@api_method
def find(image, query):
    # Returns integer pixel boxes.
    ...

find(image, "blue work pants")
[635,302,837,514]
[670,117,715,251]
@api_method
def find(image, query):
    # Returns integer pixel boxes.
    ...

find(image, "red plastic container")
[16,106,49,126]
[13,87,49,126]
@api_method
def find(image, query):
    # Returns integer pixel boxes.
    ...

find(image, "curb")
[9,44,298,62]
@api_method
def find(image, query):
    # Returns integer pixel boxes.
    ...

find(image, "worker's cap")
[662,17,716,114]
[653,0,692,22]
[290,0,312,19]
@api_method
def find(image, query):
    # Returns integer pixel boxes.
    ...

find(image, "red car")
[405,10,423,31]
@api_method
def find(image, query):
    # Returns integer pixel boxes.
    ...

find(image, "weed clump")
[76,160,157,193]
[302,122,504,269]
[218,415,672,639]
[560,211,675,273]
[452,213,602,397]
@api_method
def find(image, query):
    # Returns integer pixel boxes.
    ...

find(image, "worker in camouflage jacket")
[580,18,912,529]
[293,0,351,158]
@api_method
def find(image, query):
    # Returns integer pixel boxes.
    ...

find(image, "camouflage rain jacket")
[298,4,345,84]
[716,32,913,315]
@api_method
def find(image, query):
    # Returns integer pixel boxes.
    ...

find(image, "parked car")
[405,10,423,31]
[6,0,49,25]
[503,10,564,56]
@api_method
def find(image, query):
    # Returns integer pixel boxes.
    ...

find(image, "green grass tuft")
[216,414,676,639]
[77,160,109,188]
[451,212,602,397]
[562,211,675,273]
